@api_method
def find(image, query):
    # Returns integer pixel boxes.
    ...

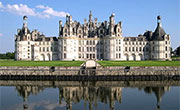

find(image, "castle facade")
[15,11,171,61]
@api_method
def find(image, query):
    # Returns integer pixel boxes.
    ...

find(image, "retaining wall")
[0,66,180,76]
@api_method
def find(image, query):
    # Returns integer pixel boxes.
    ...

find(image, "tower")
[109,13,115,36]
[150,15,168,60]
[23,16,28,35]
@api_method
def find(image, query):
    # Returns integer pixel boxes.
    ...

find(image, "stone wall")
[0,66,180,76]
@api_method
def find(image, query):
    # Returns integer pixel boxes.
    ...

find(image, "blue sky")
[0,0,179,53]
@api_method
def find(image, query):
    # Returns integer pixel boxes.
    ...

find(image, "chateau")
[15,11,171,61]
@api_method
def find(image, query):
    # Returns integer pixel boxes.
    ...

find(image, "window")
[90,47,92,52]
[139,47,142,51]
[64,53,66,58]
[64,46,66,51]
[166,53,168,58]
[93,54,95,58]
[64,40,66,44]
[132,47,134,51]
[79,54,81,58]
[93,41,95,45]
[129,47,131,51]
[119,47,121,51]
[93,47,95,52]
[39,47,41,52]
[136,47,138,51]
[165,46,168,51]
[87,47,89,52]
[79,47,81,51]
[43,47,45,52]
[125,47,127,51]
[87,54,89,58]
[119,40,121,44]
[146,47,148,51]
[119,53,121,58]
[116,53,118,58]
[116,47,118,51]
[28,42,30,45]
[65,28,67,33]
[90,41,92,45]
[87,41,89,45]
[47,47,49,51]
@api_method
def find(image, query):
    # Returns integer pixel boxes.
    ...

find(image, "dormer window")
[65,29,67,33]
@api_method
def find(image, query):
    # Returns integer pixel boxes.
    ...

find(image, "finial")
[157,15,161,20]
[23,15,28,20]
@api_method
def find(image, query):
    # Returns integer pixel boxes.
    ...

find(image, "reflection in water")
[143,87,170,109]
[13,82,172,110]
[16,86,44,110]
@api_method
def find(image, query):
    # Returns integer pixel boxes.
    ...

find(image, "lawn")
[97,61,180,67]
[0,60,84,66]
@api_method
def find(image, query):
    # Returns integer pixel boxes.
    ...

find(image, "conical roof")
[151,16,166,41]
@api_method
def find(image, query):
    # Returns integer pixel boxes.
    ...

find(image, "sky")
[0,0,179,53]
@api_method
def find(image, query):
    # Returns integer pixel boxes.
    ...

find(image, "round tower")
[150,15,166,60]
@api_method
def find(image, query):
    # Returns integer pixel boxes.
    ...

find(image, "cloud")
[0,33,3,37]
[0,2,4,8]
[6,4,36,16]
[36,5,68,17]
[0,2,68,18]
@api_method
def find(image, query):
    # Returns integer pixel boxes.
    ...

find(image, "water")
[0,81,179,110]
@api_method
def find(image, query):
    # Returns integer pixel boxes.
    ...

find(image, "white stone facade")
[15,12,171,61]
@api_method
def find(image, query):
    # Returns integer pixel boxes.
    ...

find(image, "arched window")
[65,28,67,33]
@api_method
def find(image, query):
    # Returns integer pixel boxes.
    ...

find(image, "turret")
[59,20,62,36]
[23,15,28,35]
[109,13,115,36]
[89,10,93,23]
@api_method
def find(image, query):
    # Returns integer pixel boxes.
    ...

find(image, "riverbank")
[0,66,180,81]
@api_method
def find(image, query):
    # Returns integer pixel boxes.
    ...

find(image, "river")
[0,80,179,110]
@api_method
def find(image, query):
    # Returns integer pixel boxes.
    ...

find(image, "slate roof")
[151,22,166,41]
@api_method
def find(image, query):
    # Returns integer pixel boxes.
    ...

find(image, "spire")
[89,10,93,23]
[151,15,166,41]
[23,15,28,28]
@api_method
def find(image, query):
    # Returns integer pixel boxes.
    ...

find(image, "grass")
[97,61,180,67]
[171,56,180,59]
[0,60,84,66]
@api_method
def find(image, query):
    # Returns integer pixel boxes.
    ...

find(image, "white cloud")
[0,2,4,8]
[0,33,3,37]
[0,2,68,18]
[6,4,36,16]
[36,5,68,17]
